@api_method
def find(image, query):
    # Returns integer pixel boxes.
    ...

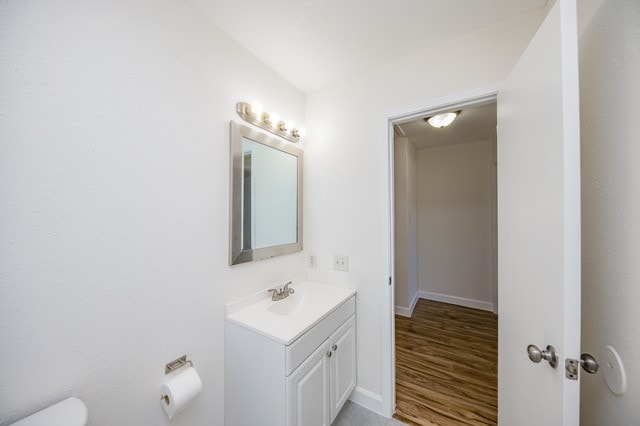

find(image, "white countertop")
[225,280,355,345]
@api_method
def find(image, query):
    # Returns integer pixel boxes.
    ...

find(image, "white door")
[286,341,331,426]
[497,0,580,424]
[329,316,357,421]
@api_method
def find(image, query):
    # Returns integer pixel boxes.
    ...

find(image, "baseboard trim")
[418,291,493,312]
[394,305,411,317]
[349,386,383,415]
[395,291,420,317]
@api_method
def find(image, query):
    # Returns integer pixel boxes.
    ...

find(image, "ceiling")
[397,102,496,150]
[189,0,547,92]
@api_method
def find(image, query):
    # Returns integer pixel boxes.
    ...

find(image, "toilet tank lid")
[12,397,87,426]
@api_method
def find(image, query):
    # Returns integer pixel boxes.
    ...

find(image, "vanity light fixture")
[268,112,280,128]
[249,102,263,118]
[236,101,304,143]
[282,121,295,133]
[425,111,460,128]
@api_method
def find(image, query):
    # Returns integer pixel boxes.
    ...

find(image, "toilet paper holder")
[161,355,195,405]
[164,355,193,375]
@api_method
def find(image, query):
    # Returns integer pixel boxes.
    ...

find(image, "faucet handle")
[283,281,294,293]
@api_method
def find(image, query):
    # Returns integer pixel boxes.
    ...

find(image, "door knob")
[565,352,600,379]
[580,353,599,374]
[527,344,559,369]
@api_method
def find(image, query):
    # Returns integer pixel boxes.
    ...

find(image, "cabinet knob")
[332,344,338,351]
[327,351,332,358]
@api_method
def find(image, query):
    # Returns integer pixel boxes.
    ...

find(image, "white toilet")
[12,397,87,426]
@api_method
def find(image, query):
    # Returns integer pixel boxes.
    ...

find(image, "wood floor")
[394,299,498,426]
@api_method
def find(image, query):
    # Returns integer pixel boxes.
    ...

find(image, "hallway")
[394,300,498,425]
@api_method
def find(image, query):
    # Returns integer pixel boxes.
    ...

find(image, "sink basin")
[267,286,332,316]
[226,280,354,344]
[268,293,305,316]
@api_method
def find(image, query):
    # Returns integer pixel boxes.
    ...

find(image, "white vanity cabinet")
[225,289,356,426]
[329,316,357,419]
[287,315,356,425]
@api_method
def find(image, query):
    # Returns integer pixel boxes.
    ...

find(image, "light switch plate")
[308,252,317,269]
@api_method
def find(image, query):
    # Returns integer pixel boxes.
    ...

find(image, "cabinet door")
[329,315,357,422]
[286,341,331,426]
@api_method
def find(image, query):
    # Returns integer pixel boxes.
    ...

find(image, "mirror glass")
[230,122,303,265]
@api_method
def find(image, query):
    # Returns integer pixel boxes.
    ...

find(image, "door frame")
[380,84,501,417]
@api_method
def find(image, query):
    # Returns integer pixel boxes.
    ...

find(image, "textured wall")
[579,0,640,423]
[0,1,305,424]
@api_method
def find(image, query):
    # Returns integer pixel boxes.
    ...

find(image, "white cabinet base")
[287,341,331,426]
[225,296,356,426]
[330,317,357,421]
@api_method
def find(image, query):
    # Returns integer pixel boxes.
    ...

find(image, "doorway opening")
[388,95,498,425]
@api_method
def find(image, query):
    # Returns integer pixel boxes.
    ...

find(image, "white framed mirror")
[229,121,303,265]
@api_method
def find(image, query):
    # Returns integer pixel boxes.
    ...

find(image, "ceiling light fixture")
[425,111,460,128]
[236,101,304,143]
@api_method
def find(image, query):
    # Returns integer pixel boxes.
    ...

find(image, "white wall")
[0,1,305,425]
[579,0,640,423]
[416,140,495,310]
[393,137,418,315]
[304,8,548,405]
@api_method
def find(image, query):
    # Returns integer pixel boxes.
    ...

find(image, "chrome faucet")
[268,281,295,301]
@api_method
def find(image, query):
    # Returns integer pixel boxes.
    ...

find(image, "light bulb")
[249,102,263,118]
[269,113,280,128]
[284,121,294,132]
[298,127,307,138]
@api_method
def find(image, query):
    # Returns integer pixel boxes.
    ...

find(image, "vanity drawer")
[285,295,355,376]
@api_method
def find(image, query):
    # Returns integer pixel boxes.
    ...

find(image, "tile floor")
[333,401,406,426]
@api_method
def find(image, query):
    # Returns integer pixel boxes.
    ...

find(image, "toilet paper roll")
[160,367,202,419]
